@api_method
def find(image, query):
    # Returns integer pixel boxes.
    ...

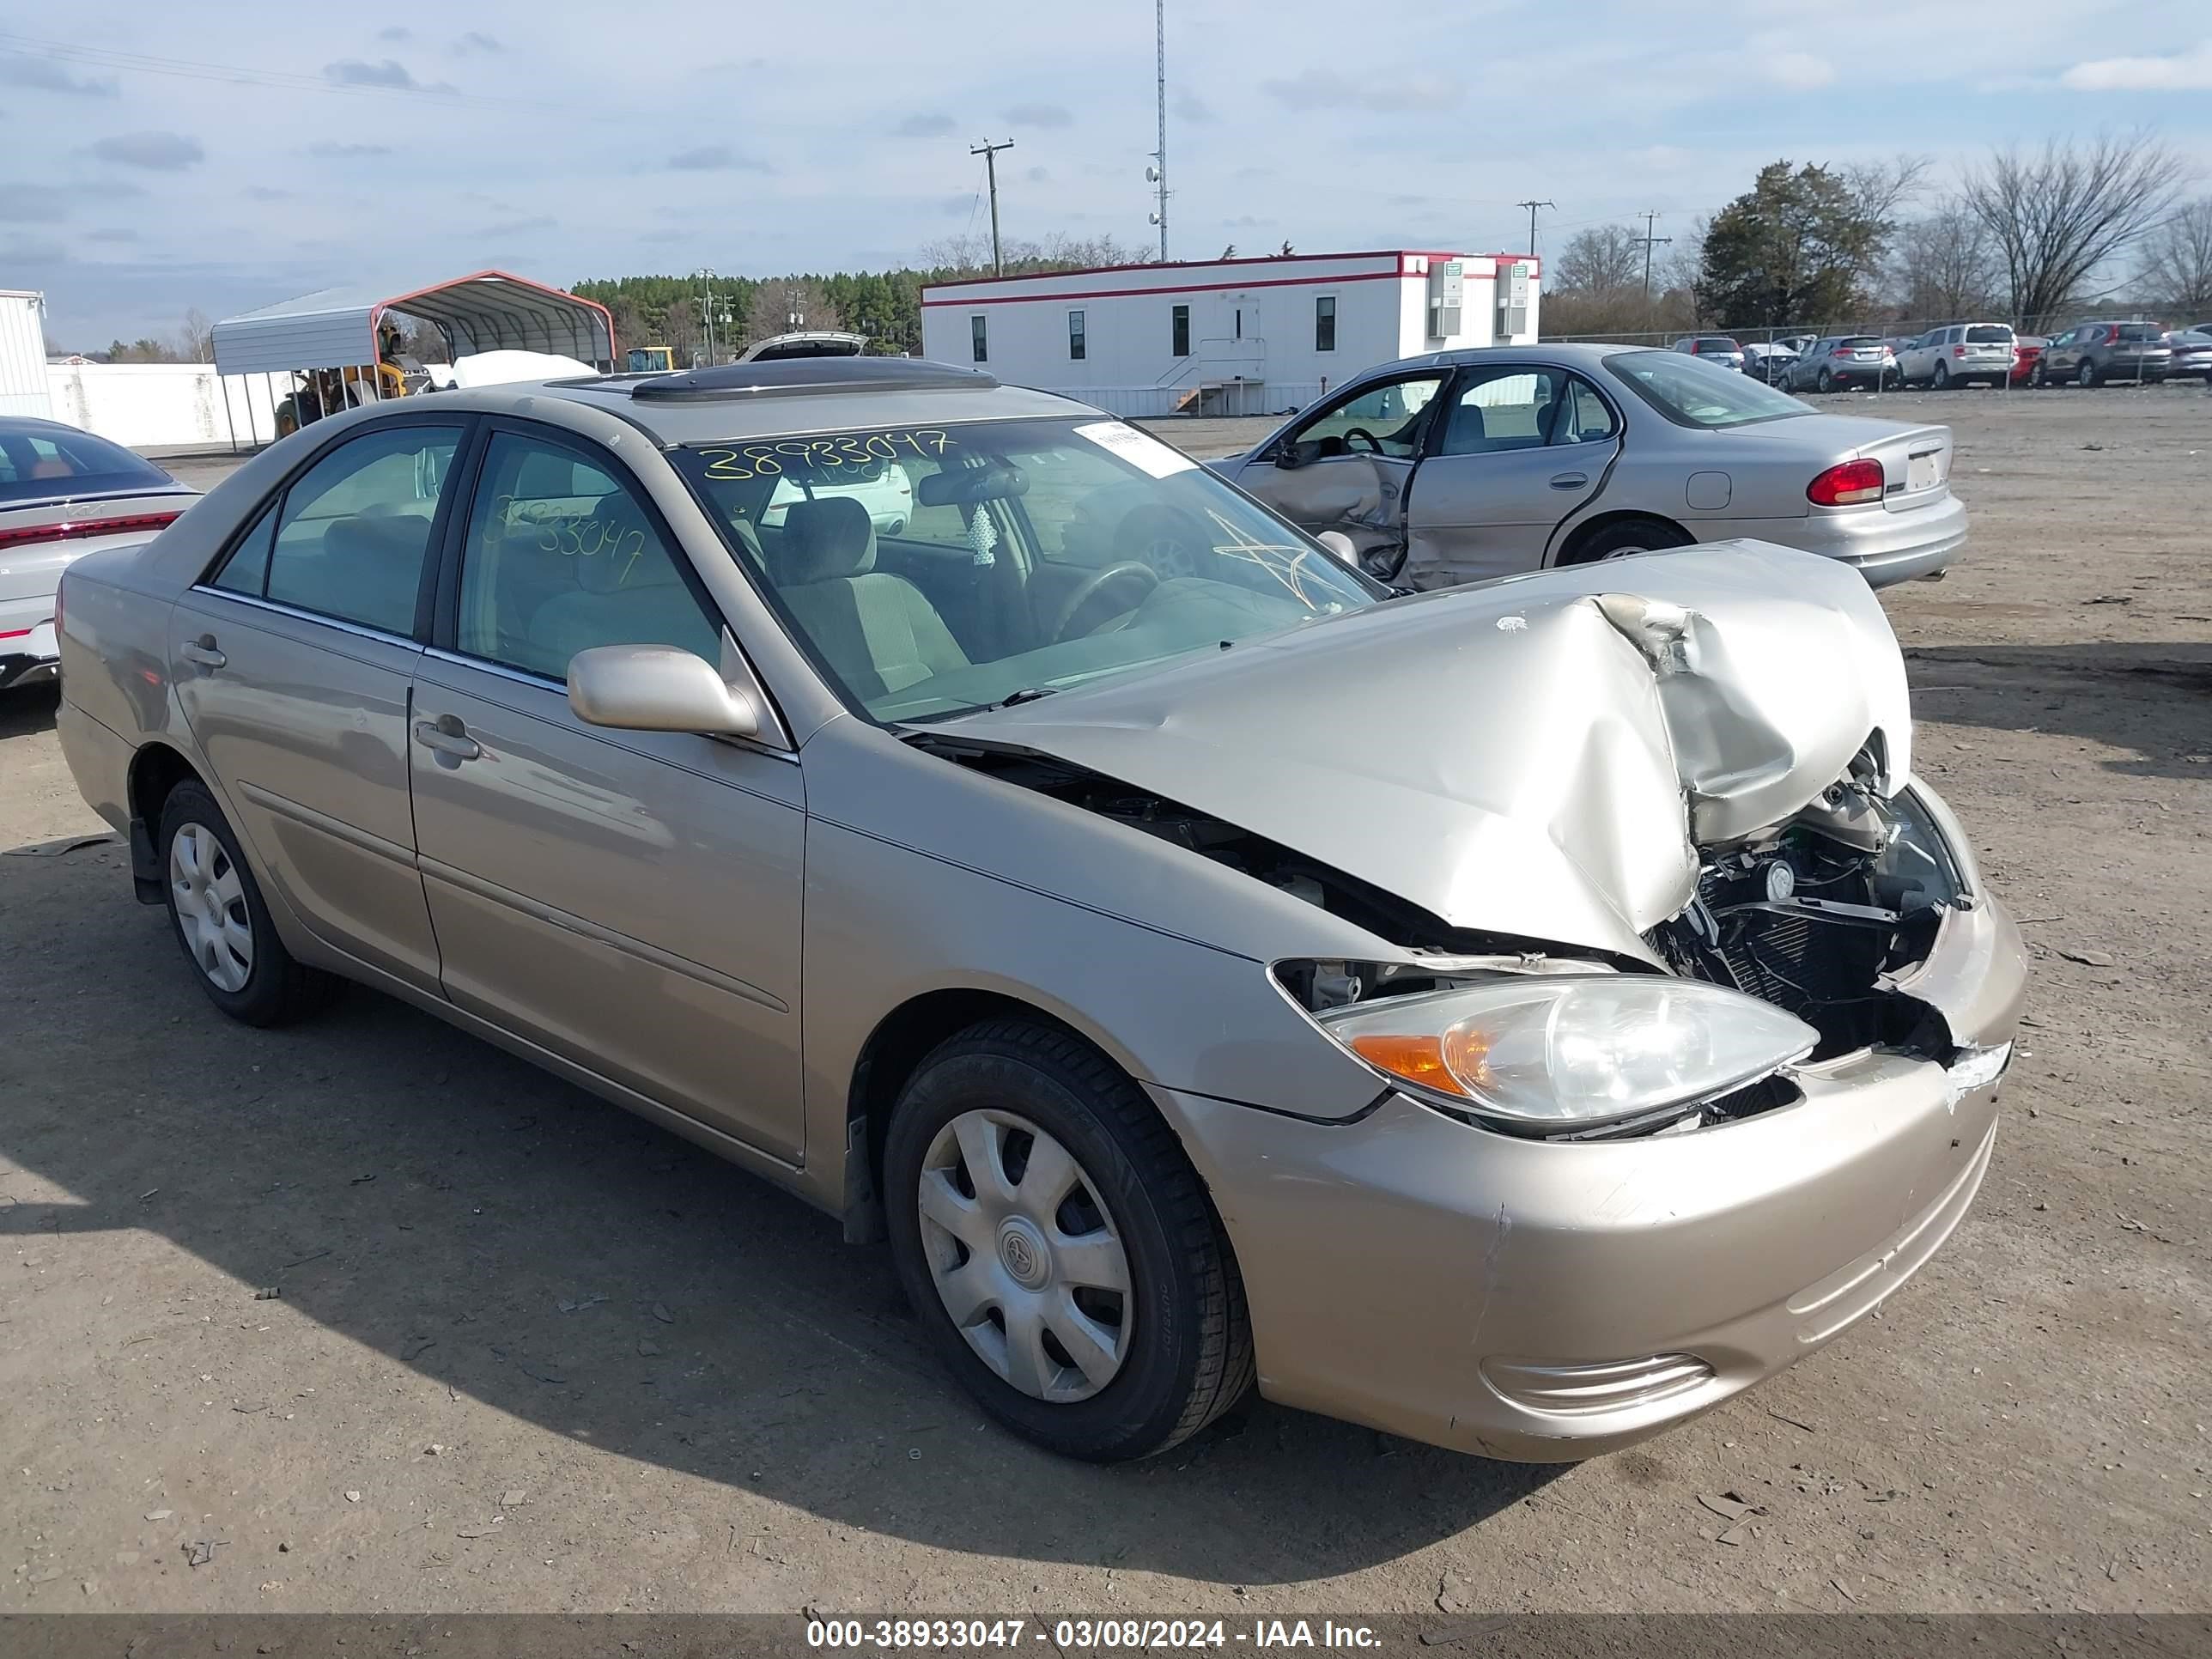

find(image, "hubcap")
[169,822,253,993]
[916,1109,1132,1403]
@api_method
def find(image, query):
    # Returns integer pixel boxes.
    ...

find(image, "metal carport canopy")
[211,270,616,375]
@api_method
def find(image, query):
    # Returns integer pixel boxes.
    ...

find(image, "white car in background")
[1895,324,2017,389]
[762,459,915,538]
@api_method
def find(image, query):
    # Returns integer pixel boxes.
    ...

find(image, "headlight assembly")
[1318,975,1817,1133]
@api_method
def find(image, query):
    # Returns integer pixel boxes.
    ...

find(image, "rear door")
[1230,370,1447,575]
[1400,364,1619,586]
[171,416,467,990]
[406,422,808,1161]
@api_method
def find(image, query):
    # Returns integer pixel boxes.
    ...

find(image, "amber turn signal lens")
[1349,1025,1492,1098]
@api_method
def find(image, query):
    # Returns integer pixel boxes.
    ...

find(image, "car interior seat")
[770,496,969,700]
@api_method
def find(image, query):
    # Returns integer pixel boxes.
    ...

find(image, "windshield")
[672,416,1381,722]
[1604,350,1810,429]
[0,422,177,506]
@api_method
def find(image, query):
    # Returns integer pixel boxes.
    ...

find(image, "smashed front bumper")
[1156,895,2027,1463]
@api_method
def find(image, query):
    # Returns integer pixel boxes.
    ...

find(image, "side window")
[1067,309,1085,361]
[1552,378,1618,446]
[454,432,720,682]
[970,315,988,363]
[1436,367,1568,456]
[1282,374,1445,461]
[1316,295,1336,352]
[210,501,277,596]
[1171,304,1190,357]
[263,423,463,635]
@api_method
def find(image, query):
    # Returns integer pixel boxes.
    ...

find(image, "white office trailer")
[1,289,54,419]
[919,250,1540,418]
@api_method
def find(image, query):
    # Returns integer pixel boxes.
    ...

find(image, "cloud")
[243,185,294,201]
[1004,102,1073,128]
[1261,67,1461,111]
[324,58,430,90]
[1024,166,1050,184]
[0,57,118,97]
[0,195,58,230]
[1172,90,1214,124]
[894,112,958,137]
[453,32,503,54]
[1763,52,1835,90]
[666,144,772,173]
[88,131,205,171]
[377,26,411,42]
[482,215,556,238]
[306,142,393,158]
[0,235,69,264]
[2061,41,2212,90]
[84,227,140,244]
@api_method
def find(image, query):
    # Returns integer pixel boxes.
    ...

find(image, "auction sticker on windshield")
[1073,420,1196,478]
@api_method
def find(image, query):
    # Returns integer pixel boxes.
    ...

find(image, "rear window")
[1837,337,1881,349]
[1966,325,2013,343]
[2114,324,2163,342]
[1695,337,1740,350]
[1606,350,1810,429]
[0,422,177,506]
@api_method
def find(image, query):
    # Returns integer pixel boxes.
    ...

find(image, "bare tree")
[1553,224,1643,294]
[744,277,842,348]
[1891,206,2001,320]
[1844,154,1933,226]
[2136,198,2212,319]
[173,307,214,363]
[1961,131,2192,328]
[921,230,1146,276]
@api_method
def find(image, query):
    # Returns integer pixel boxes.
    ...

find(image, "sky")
[3,0,2210,349]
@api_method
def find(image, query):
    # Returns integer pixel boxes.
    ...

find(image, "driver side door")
[1228,371,1448,574]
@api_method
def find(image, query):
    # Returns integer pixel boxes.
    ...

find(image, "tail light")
[1830,344,1852,357]
[1952,345,1966,357]
[1808,459,1886,506]
[0,510,184,552]
[2106,325,2122,343]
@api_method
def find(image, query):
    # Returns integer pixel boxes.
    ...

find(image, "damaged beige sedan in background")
[53,359,2025,1464]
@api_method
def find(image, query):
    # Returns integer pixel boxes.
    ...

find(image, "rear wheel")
[159,781,341,1026]
[884,1018,1254,1462]
[1562,518,1694,564]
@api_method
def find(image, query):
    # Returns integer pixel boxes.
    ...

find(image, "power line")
[1515,198,1555,257]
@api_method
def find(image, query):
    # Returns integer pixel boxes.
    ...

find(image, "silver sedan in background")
[1,417,196,689]
[1211,343,1965,589]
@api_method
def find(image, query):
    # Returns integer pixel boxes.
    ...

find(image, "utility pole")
[695,267,718,363]
[1515,198,1554,257]
[1631,211,1673,310]
[971,139,1014,276]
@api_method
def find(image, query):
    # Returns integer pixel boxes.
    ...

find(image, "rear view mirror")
[567,644,759,738]
[915,463,1028,507]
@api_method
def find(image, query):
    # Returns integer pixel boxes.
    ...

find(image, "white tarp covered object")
[212,270,615,377]
[446,349,597,388]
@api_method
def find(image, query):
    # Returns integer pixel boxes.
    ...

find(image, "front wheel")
[884,1018,1254,1462]
[1931,362,1950,390]
[1816,368,1834,393]
[159,780,341,1025]
[2078,360,2100,388]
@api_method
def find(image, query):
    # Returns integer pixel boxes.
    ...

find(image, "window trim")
[1315,294,1336,353]
[1067,308,1086,361]
[198,411,477,641]
[1170,302,1190,357]
[970,314,988,363]
[429,416,735,684]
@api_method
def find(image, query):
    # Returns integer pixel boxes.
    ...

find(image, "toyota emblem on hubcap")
[997,1218,1049,1289]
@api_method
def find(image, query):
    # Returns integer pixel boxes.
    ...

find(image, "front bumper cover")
[1155,896,2027,1462]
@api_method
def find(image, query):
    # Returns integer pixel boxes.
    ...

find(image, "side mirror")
[1271,444,1304,470]
[1315,531,1358,566]
[567,644,760,738]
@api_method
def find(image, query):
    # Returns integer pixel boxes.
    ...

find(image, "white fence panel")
[44,362,297,450]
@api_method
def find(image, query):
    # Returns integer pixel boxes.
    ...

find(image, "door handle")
[1548,472,1589,489]
[413,717,482,762]
[179,635,226,670]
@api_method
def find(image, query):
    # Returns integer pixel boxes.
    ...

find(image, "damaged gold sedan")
[52,360,2024,1463]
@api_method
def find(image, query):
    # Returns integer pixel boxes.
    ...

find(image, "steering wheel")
[1341,426,1382,454]
[1048,562,1159,641]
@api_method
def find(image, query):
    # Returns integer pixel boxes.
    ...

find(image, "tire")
[2078,360,2100,388]
[1563,518,1695,564]
[883,1018,1254,1462]
[158,780,342,1026]
[2030,362,2046,387]
[1816,368,1834,393]
[1931,362,1950,390]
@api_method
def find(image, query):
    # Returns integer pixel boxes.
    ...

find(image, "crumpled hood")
[940,542,1910,960]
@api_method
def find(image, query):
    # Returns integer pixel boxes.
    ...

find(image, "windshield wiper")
[994,686,1060,708]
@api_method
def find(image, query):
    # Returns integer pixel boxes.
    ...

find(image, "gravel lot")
[3,385,2208,1614]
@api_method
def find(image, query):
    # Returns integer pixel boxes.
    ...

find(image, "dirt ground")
[3,385,2208,1615]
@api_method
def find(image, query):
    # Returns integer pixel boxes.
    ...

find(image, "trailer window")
[1171,304,1189,357]
[1316,295,1336,352]
[970,315,988,363]
[1068,310,1085,362]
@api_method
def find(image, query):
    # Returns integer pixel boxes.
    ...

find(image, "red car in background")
[2011,337,2048,386]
